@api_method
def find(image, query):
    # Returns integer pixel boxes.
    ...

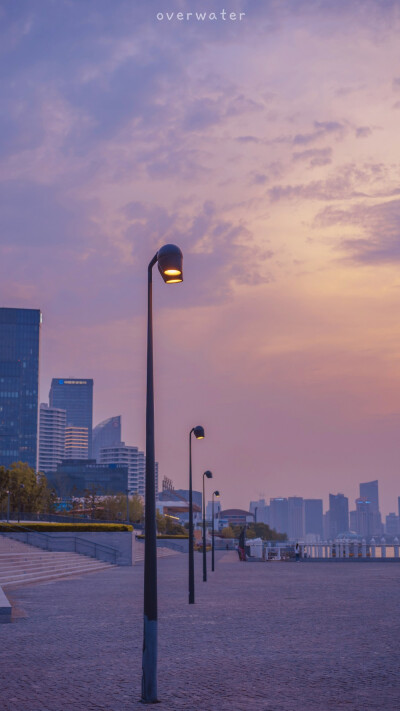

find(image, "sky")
[1,0,400,516]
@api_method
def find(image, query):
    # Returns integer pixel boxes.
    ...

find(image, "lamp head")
[157,244,183,283]
[193,425,205,439]
[214,490,220,497]
[204,470,213,479]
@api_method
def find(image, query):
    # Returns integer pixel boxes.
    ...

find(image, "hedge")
[0,522,133,533]
[136,534,189,539]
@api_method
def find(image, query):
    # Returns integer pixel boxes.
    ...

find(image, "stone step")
[0,558,111,575]
[1,562,115,588]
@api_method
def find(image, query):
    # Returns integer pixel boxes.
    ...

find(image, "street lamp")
[142,244,183,704]
[18,483,24,523]
[6,490,10,523]
[189,425,204,605]
[212,490,220,572]
[202,470,213,582]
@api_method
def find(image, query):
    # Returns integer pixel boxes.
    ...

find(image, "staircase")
[0,537,116,588]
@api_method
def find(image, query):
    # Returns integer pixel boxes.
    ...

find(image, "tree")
[220,525,235,538]
[95,493,144,522]
[0,462,57,515]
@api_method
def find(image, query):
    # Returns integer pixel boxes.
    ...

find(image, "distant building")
[269,498,288,535]
[249,499,270,525]
[288,497,305,540]
[99,444,157,497]
[65,426,89,459]
[39,404,66,473]
[49,378,93,458]
[328,493,349,538]
[220,509,253,527]
[157,489,201,525]
[175,489,202,511]
[304,499,323,540]
[385,513,399,536]
[359,480,382,534]
[352,498,374,538]
[206,498,221,521]
[0,307,41,470]
[47,459,128,496]
[92,416,122,461]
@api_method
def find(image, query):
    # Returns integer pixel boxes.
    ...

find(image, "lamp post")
[189,425,204,604]
[211,490,220,572]
[6,490,10,523]
[142,244,183,704]
[202,471,213,582]
[18,483,24,523]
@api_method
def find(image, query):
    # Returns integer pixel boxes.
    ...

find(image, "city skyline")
[1,2,400,516]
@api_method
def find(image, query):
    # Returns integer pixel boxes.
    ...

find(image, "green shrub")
[0,522,133,533]
[136,534,188,539]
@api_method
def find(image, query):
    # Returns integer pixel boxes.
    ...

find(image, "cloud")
[316,199,400,264]
[292,147,332,167]
[293,121,346,146]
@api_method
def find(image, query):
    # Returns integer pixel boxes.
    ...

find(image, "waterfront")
[1,551,399,710]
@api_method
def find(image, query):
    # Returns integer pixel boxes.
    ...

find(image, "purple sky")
[1,1,400,516]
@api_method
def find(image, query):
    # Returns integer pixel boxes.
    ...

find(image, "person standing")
[295,542,300,561]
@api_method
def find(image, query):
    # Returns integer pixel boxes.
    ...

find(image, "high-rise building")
[0,308,41,470]
[385,513,399,536]
[359,480,382,534]
[288,497,305,540]
[92,416,121,461]
[304,499,324,539]
[38,403,66,473]
[269,498,289,535]
[249,499,270,525]
[353,498,374,538]
[65,426,89,459]
[99,444,157,497]
[49,378,93,457]
[328,493,349,538]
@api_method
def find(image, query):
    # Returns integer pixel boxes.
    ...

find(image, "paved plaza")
[1,552,399,711]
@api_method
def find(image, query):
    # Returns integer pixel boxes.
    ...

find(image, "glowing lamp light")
[193,425,205,439]
[157,244,183,283]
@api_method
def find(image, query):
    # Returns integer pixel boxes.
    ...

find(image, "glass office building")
[49,378,93,457]
[0,307,41,470]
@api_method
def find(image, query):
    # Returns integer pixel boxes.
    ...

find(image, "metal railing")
[0,524,118,564]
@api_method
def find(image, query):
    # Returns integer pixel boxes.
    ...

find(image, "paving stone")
[0,554,399,710]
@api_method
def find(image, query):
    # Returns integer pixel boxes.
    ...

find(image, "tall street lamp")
[211,490,220,572]
[202,470,213,582]
[142,244,183,704]
[189,425,204,604]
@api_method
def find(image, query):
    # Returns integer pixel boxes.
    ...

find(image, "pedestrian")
[295,542,300,561]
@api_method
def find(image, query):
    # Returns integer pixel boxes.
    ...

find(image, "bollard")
[394,537,399,558]
[276,546,281,561]
[381,537,386,558]
[361,538,367,558]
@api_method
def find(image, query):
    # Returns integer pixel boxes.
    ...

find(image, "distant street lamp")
[142,244,183,704]
[202,471,213,582]
[18,483,24,523]
[6,490,10,523]
[189,425,204,605]
[211,490,220,572]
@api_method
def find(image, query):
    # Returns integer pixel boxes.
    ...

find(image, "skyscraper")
[99,444,157,497]
[328,493,349,539]
[304,499,324,539]
[288,497,305,540]
[0,307,41,470]
[39,403,66,473]
[49,378,93,457]
[269,498,289,535]
[359,480,382,534]
[92,416,122,461]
